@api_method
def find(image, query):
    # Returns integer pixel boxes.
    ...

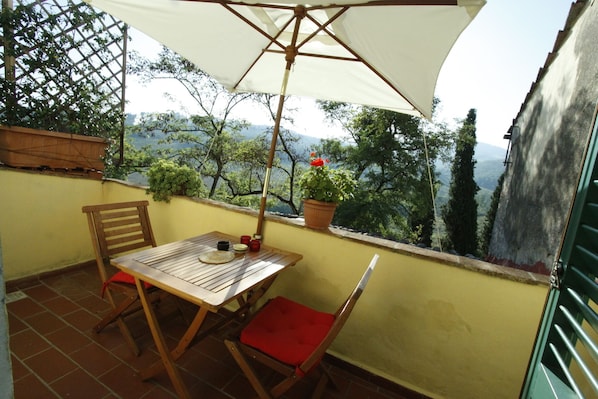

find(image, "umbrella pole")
[255,81,287,239]
[255,6,305,240]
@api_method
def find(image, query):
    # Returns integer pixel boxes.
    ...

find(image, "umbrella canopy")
[86,0,485,237]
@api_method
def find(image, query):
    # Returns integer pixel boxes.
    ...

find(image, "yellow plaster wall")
[0,170,549,398]
[0,169,104,279]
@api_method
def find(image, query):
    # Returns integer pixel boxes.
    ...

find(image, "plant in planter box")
[298,152,357,229]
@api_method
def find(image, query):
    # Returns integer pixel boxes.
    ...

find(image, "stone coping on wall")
[172,187,550,288]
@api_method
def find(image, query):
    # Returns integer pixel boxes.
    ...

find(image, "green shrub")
[146,160,206,202]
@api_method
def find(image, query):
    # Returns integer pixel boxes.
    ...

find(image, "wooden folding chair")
[225,254,379,399]
[82,200,160,356]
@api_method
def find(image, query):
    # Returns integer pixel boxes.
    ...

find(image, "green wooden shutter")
[521,108,598,398]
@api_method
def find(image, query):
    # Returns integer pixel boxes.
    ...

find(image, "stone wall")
[489,1,598,273]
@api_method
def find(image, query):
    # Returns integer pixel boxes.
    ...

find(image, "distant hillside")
[437,142,506,192]
[126,116,507,217]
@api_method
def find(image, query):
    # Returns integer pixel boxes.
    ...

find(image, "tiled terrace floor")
[6,264,414,399]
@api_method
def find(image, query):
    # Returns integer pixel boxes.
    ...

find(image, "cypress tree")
[442,109,480,255]
[480,173,505,256]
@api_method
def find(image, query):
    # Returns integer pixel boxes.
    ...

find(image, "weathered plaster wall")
[489,2,598,273]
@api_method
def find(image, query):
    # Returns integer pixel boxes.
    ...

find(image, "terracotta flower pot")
[303,199,338,230]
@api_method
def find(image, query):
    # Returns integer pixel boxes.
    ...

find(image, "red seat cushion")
[101,271,152,297]
[240,296,335,368]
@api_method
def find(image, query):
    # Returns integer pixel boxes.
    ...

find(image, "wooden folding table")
[111,231,303,399]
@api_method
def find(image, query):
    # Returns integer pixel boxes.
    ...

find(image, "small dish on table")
[233,243,248,253]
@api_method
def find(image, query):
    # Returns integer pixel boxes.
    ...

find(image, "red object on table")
[249,239,261,252]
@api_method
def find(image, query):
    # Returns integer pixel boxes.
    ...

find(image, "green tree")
[319,100,452,242]
[128,47,259,199]
[480,172,504,256]
[128,48,311,213]
[250,94,305,215]
[442,108,480,255]
[409,165,439,247]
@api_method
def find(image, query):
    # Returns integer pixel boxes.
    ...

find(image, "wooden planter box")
[0,125,107,171]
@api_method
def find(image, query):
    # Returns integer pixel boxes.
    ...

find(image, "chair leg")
[310,367,331,399]
[224,339,275,399]
[96,290,141,356]
[94,294,138,333]
[116,315,140,356]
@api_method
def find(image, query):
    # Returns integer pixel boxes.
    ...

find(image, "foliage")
[298,153,357,203]
[480,172,504,256]
[103,128,157,180]
[128,48,275,203]
[409,166,439,247]
[318,100,452,243]
[0,0,123,138]
[442,108,480,255]
[146,159,206,202]
[129,48,314,214]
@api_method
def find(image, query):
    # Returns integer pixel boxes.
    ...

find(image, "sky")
[124,0,573,149]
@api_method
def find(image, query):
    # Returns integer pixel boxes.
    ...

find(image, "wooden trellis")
[1,0,126,144]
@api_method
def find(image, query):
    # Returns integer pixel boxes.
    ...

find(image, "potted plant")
[298,152,357,229]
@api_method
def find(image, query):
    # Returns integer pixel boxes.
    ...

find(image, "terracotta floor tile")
[44,275,93,302]
[46,325,93,354]
[77,293,114,314]
[7,312,28,335]
[42,295,80,316]
[7,297,45,319]
[62,308,100,331]
[139,385,177,399]
[24,309,68,335]
[187,378,233,399]
[89,327,131,353]
[23,347,78,384]
[10,329,52,360]
[109,339,161,373]
[99,363,155,399]
[180,351,235,389]
[23,284,60,303]
[69,342,121,376]
[221,373,254,398]
[50,368,111,399]
[13,373,59,399]
[10,355,29,382]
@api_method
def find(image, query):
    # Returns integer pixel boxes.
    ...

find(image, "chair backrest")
[82,200,157,283]
[299,254,379,373]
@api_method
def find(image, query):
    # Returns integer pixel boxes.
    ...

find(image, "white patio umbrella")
[86,0,485,238]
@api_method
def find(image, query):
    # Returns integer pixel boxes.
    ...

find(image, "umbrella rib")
[264,49,359,63]
[220,2,298,91]
[296,6,349,50]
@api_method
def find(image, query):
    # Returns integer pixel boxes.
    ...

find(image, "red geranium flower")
[310,158,325,167]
